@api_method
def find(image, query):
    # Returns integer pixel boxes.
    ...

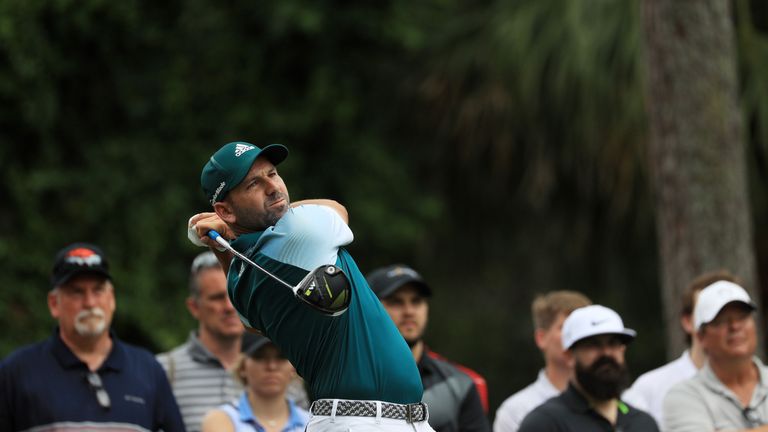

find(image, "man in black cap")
[0,242,184,432]
[367,264,489,432]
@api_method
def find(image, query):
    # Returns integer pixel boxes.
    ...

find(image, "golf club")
[207,230,351,316]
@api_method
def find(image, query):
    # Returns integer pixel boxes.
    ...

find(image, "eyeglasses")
[85,371,111,410]
[743,407,763,427]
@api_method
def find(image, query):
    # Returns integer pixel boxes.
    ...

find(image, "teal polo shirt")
[227,205,423,404]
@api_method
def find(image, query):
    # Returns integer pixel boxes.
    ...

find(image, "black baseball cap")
[366,264,432,300]
[50,242,111,288]
[241,333,276,357]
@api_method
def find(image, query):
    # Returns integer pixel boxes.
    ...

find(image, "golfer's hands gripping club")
[187,212,232,251]
[207,230,235,256]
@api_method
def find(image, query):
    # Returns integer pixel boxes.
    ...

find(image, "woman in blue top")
[202,334,310,432]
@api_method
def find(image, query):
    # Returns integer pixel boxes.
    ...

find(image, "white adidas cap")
[561,305,637,350]
[694,280,755,331]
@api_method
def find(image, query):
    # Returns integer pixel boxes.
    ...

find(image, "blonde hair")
[531,290,592,330]
[231,353,248,386]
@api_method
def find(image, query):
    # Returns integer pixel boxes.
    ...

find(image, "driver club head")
[296,265,352,316]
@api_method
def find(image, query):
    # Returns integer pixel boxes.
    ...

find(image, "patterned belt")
[310,399,428,423]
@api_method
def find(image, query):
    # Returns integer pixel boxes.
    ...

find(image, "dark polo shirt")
[0,328,184,432]
[518,383,659,432]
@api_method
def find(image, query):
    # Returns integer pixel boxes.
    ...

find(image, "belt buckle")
[405,403,419,423]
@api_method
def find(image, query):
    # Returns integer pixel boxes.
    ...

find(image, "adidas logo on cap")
[234,143,255,157]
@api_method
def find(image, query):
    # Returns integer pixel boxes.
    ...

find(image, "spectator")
[367,264,490,432]
[518,305,658,431]
[623,270,740,425]
[156,251,249,431]
[663,280,767,431]
[0,242,184,431]
[494,291,591,432]
[201,333,310,432]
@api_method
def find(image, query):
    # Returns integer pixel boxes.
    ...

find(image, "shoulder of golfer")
[290,199,348,224]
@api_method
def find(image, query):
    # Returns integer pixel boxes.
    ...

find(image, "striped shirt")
[156,332,242,432]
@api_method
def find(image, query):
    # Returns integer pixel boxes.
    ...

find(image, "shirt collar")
[231,232,266,253]
[563,382,632,424]
[417,347,436,377]
[561,383,592,413]
[285,399,307,429]
[701,356,768,407]
[186,331,223,365]
[49,326,124,372]
[237,392,306,431]
[536,369,559,394]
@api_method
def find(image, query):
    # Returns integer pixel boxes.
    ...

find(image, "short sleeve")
[663,382,715,432]
[257,204,354,271]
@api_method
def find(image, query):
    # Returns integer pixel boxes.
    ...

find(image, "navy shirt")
[0,328,185,432]
[518,383,659,432]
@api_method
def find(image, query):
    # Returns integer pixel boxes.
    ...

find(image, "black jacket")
[419,350,490,432]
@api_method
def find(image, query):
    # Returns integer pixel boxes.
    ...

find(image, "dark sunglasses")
[85,371,111,410]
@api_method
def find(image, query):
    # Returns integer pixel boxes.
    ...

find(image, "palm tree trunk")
[641,0,760,358]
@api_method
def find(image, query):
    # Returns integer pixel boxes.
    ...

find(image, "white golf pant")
[307,400,435,432]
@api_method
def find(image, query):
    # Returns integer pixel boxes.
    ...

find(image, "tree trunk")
[641,0,760,359]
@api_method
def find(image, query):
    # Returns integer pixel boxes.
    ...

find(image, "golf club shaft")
[208,230,297,292]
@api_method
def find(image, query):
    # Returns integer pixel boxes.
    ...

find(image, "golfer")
[190,141,434,432]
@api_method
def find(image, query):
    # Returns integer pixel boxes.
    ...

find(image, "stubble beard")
[235,192,290,230]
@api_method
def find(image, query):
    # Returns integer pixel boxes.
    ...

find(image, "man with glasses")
[664,280,768,431]
[518,305,658,431]
[0,242,184,431]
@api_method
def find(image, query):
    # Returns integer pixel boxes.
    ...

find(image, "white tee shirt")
[493,369,559,432]
[622,350,698,426]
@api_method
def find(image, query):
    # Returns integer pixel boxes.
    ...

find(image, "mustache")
[266,193,288,206]
[590,355,621,371]
[75,308,105,322]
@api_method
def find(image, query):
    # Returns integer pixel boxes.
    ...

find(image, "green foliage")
[1,0,766,416]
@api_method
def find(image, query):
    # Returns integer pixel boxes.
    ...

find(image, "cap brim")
[567,329,637,350]
[697,300,757,330]
[259,144,289,166]
[244,340,273,356]
[376,279,431,299]
[52,269,111,288]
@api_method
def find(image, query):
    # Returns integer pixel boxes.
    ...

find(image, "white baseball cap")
[561,305,637,350]
[693,280,755,331]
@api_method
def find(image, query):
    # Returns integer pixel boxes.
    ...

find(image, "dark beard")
[575,355,631,400]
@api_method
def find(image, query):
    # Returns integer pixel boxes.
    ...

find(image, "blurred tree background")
[1,0,767,419]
